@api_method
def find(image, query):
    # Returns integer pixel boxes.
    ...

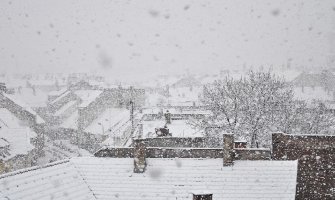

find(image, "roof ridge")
[0,159,70,180]
[70,158,98,200]
[0,190,10,200]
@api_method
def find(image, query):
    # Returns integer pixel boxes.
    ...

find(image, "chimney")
[133,139,146,173]
[192,192,213,200]
[223,134,234,166]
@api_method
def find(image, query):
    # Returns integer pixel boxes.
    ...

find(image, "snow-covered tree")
[194,71,335,147]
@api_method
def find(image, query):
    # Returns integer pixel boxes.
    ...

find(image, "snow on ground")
[142,119,204,138]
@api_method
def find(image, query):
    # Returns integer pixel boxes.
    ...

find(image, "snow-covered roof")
[142,120,204,138]
[0,108,40,135]
[0,192,8,200]
[60,110,78,129]
[54,100,77,117]
[324,102,335,110]
[0,160,95,200]
[50,90,71,105]
[0,108,23,128]
[85,108,129,135]
[1,93,45,124]
[2,93,36,115]
[293,86,333,103]
[28,79,57,86]
[48,88,68,96]
[0,138,9,148]
[0,157,298,200]
[0,128,36,161]
[168,87,202,103]
[0,109,37,160]
[142,108,210,115]
[74,90,102,108]
[11,87,49,108]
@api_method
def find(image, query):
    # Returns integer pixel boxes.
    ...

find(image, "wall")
[272,133,335,199]
[133,137,223,148]
[94,146,271,160]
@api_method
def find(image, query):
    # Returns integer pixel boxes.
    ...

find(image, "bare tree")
[194,71,335,147]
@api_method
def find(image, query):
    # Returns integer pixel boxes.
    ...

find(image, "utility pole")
[130,100,134,135]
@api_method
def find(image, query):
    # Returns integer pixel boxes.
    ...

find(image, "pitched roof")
[11,87,49,108]
[0,93,45,124]
[292,71,335,88]
[74,90,102,108]
[0,108,37,160]
[0,160,96,200]
[293,86,334,103]
[0,192,9,200]
[84,108,129,135]
[0,157,298,200]
[0,128,36,160]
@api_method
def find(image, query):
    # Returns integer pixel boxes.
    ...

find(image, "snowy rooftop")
[11,87,49,108]
[60,110,78,129]
[0,128,36,161]
[0,157,298,200]
[142,120,204,138]
[142,108,210,115]
[0,108,37,160]
[1,93,45,124]
[74,90,103,108]
[54,100,77,117]
[293,86,333,102]
[48,88,68,96]
[50,90,71,105]
[85,108,130,135]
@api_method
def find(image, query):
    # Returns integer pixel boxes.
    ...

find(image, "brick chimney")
[223,134,234,166]
[133,139,146,173]
[192,192,213,200]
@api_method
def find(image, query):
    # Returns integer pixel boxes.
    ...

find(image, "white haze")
[0,0,334,81]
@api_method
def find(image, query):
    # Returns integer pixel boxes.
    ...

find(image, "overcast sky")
[0,0,334,78]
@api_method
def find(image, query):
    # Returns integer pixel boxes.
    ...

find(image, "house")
[0,108,38,174]
[0,91,46,174]
[292,71,335,103]
[43,83,145,153]
[0,134,298,200]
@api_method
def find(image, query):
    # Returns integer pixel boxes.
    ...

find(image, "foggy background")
[0,0,335,80]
